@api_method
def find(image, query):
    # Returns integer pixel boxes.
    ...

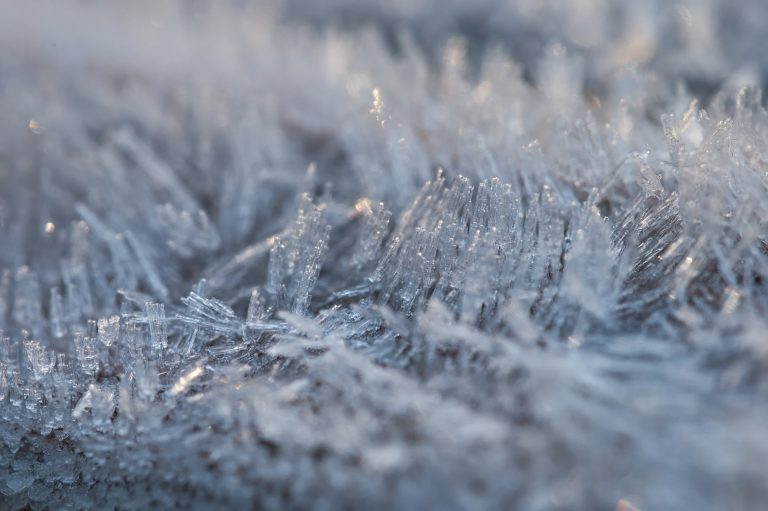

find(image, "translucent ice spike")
[97,315,120,347]
[108,234,140,292]
[460,231,501,324]
[246,288,271,325]
[0,366,8,402]
[145,302,168,352]
[560,204,618,323]
[121,321,145,363]
[74,330,98,375]
[23,338,55,380]
[133,361,159,402]
[61,259,94,323]
[204,236,277,295]
[266,194,331,314]
[176,280,207,355]
[0,269,10,330]
[49,287,67,338]
[266,236,288,306]
[156,203,221,258]
[13,266,44,337]
[125,231,170,300]
[77,204,141,293]
[182,292,236,323]
[351,199,392,269]
[0,331,15,366]
[193,279,207,297]
[291,226,331,315]
[111,129,199,210]
[243,288,277,342]
[177,292,239,335]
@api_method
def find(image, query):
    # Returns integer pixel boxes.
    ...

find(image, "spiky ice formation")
[1,1,768,509]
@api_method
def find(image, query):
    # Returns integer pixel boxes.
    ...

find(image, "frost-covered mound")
[2,1,768,509]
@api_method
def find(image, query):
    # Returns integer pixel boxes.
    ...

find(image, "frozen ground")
[2,1,768,509]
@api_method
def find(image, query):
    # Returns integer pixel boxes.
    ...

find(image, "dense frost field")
[2,1,768,509]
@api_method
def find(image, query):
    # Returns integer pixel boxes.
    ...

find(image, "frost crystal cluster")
[2,1,768,509]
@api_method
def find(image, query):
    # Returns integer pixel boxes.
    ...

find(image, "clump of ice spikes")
[2,1,768,509]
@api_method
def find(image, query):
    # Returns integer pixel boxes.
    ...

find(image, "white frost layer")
[1,1,768,509]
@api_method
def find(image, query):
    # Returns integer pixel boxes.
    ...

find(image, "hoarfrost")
[1,1,768,510]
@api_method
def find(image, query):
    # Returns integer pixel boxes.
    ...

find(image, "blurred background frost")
[2,1,768,510]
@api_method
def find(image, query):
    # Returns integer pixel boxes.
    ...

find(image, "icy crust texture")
[2,1,768,510]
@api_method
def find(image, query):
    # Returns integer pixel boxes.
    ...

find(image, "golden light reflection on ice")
[370,87,386,126]
[354,197,372,215]
[170,365,204,395]
[615,498,641,511]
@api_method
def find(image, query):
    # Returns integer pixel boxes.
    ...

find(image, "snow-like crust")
[1,1,768,509]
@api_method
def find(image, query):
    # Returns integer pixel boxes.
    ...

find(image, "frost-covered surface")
[2,1,768,509]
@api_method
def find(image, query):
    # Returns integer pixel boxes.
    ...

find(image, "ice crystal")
[2,0,768,509]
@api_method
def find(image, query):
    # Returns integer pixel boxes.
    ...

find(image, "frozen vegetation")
[1,0,768,509]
